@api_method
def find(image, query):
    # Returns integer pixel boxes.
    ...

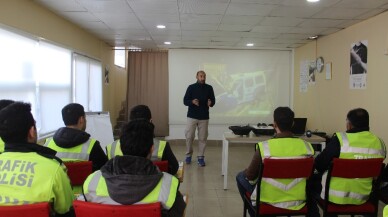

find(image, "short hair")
[120,119,154,158]
[0,99,14,110]
[0,102,35,143]
[62,103,85,126]
[196,70,205,76]
[129,105,152,121]
[347,108,369,128]
[274,107,295,132]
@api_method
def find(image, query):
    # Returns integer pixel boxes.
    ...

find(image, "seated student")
[44,103,107,171]
[106,105,179,175]
[82,119,186,217]
[236,107,314,217]
[0,99,14,153]
[0,102,74,217]
[310,108,386,217]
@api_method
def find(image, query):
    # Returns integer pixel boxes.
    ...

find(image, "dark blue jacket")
[183,82,215,120]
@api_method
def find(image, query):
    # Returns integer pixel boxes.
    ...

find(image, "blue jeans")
[236,171,256,217]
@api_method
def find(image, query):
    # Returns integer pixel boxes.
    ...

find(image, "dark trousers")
[236,171,256,217]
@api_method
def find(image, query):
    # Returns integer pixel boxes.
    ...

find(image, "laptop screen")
[291,118,307,135]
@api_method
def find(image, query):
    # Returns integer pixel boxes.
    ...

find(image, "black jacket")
[53,127,108,171]
[183,82,215,120]
[161,142,179,175]
[101,156,186,217]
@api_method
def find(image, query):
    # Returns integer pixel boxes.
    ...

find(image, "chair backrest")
[153,160,168,172]
[0,202,50,217]
[73,200,161,217]
[262,157,314,179]
[64,161,93,185]
[330,158,384,179]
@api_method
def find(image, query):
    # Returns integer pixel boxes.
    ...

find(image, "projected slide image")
[204,64,272,118]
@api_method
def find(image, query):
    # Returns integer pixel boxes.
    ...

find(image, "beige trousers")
[185,117,209,157]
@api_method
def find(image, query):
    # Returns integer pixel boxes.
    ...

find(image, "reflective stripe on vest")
[85,170,178,209]
[328,189,369,201]
[321,131,385,205]
[261,139,314,158]
[338,132,386,157]
[151,139,166,161]
[253,138,314,210]
[44,137,94,161]
[107,140,122,160]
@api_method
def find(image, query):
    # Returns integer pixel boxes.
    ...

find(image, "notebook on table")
[291,118,307,136]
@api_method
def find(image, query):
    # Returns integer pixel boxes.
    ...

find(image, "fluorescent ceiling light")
[246,43,254,47]
[307,0,320,2]
[308,35,319,40]
[157,25,166,29]
[164,41,171,45]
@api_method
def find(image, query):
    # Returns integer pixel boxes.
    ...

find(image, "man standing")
[183,70,215,167]
[44,103,107,171]
[0,102,74,216]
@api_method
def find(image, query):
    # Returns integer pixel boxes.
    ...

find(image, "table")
[221,132,326,190]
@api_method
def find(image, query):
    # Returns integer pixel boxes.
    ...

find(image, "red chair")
[64,161,93,185]
[0,202,50,217]
[314,158,384,217]
[73,200,161,217]
[243,157,314,217]
[153,160,168,172]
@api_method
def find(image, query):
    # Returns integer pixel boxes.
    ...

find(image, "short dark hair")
[0,102,35,143]
[62,103,85,126]
[129,105,152,121]
[120,119,154,158]
[0,99,14,110]
[347,108,369,128]
[274,107,295,132]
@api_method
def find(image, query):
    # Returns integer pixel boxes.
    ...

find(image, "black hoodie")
[53,127,108,171]
[100,156,186,217]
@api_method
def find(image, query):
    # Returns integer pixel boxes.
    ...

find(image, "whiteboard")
[85,112,114,153]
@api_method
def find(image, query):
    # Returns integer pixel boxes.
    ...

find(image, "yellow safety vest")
[0,151,74,214]
[106,139,166,161]
[0,137,4,153]
[322,132,386,205]
[252,138,314,210]
[44,137,96,162]
[384,205,388,217]
[83,170,178,210]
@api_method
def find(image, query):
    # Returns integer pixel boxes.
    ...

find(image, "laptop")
[291,118,307,136]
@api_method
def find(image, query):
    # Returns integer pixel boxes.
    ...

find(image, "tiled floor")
[169,141,385,217]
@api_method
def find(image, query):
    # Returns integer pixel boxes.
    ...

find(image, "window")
[114,47,126,68]
[0,26,102,138]
[73,53,102,112]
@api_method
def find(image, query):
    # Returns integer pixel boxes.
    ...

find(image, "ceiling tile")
[312,7,371,19]
[181,23,219,31]
[260,17,305,27]
[298,19,347,28]
[181,30,217,37]
[269,6,322,18]
[34,0,85,12]
[250,26,292,33]
[180,14,223,24]
[80,0,133,13]
[218,24,254,31]
[226,3,276,16]
[179,1,229,15]
[221,15,264,25]
[128,1,178,14]
[333,0,388,9]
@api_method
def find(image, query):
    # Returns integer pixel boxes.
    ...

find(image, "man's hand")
[192,99,199,106]
[207,99,212,107]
